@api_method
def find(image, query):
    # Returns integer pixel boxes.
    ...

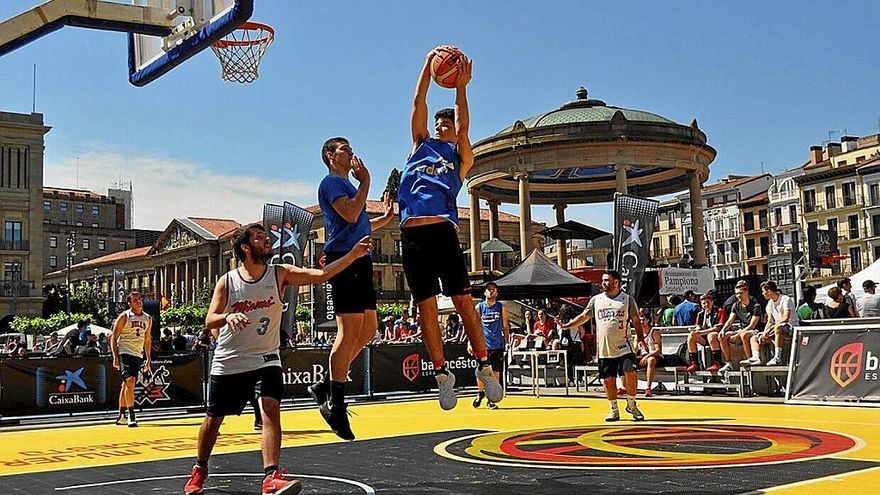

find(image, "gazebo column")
[469,190,483,272]
[517,173,533,259]
[615,164,629,194]
[488,200,500,271]
[689,171,708,266]
[553,203,568,269]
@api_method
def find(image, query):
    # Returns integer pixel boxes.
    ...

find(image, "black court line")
[0,430,877,494]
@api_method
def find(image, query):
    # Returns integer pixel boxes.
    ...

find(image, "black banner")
[279,348,365,398]
[807,224,838,269]
[311,242,338,332]
[370,343,478,393]
[788,326,880,404]
[0,353,206,417]
[613,193,659,298]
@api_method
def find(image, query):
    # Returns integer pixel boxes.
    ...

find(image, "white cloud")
[45,150,317,231]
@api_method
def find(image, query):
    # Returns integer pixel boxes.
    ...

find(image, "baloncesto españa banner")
[788,326,880,404]
[613,193,659,300]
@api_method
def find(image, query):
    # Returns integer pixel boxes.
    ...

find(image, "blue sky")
[1,1,879,231]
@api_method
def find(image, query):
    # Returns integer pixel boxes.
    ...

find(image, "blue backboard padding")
[127,0,254,87]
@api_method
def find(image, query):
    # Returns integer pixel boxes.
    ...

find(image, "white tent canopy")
[815,259,880,300]
[54,322,112,336]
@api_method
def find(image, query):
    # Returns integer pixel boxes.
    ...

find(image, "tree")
[42,284,68,317]
[70,282,110,327]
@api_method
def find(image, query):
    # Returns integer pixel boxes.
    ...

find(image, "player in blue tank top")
[312,137,394,440]
[397,47,503,411]
[473,281,509,409]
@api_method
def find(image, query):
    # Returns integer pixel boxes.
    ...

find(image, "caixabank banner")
[370,343,478,393]
[0,353,206,417]
[279,348,365,398]
[787,326,880,405]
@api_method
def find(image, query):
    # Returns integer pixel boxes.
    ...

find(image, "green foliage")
[70,282,110,327]
[377,303,408,320]
[161,304,208,332]
[194,283,214,307]
[11,312,93,336]
[295,304,310,322]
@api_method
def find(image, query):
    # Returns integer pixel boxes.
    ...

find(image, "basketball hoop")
[211,22,275,83]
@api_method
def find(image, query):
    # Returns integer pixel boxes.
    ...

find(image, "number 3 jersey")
[586,291,640,359]
[211,266,284,376]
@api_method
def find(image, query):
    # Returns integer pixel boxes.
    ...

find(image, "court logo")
[135,365,171,405]
[830,342,863,388]
[403,353,421,382]
[437,425,858,470]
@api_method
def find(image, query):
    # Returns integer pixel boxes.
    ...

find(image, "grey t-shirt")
[857,293,880,317]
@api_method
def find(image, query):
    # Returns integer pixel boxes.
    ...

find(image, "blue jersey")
[478,301,505,350]
[398,138,463,226]
[318,174,371,253]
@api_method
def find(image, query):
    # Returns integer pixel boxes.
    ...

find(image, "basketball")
[430,46,465,89]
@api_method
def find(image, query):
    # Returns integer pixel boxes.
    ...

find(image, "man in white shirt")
[857,280,880,317]
[753,280,796,366]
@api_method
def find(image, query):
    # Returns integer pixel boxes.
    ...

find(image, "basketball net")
[211,22,274,83]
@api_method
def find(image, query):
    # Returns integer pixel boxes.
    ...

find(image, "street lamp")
[65,231,77,313]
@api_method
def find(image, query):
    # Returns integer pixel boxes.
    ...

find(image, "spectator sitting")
[509,310,532,349]
[51,327,82,356]
[719,280,764,366]
[836,277,860,317]
[637,308,684,396]
[825,286,856,319]
[172,329,188,352]
[193,327,214,351]
[443,313,465,343]
[751,280,796,366]
[44,332,61,354]
[185,328,197,349]
[533,309,560,349]
[686,293,727,373]
[97,332,109,354]
[76,319,93,347]
[858,280,880,317]
[796,286,826,321]
[159,328,174,353]
[77,339,100,356]
[392,310,413,342]
[660,297,680,327]
[673,291,700,326]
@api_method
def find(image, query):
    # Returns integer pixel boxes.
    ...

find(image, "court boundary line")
[53,472,376,493]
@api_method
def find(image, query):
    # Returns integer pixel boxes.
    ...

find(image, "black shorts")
[657,353,685,367]
[119,354,143,380]
[325,252,377,314]
[401,222,470,303]
[486,349,506,370]
[207,366,283,417]
[598,353,638,379]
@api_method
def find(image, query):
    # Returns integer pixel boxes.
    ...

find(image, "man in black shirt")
[719,281,763,365]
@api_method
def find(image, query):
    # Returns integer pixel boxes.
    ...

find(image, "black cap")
[863,280,876,290]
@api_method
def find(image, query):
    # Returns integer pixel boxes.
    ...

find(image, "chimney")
[825,142,842,160]
[841,136,859,153]
[810,145,823,165]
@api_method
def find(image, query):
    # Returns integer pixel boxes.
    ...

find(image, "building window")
[871,184,880,206]
[792,230,800,253]
[75,203,84,214]
[777,232,784,248]
[394,271,407,292]
[825,185,836,209]
[120,241,127,250]
[669,211,676,229]
[706,197,714,208]
[98,239,106,251]
[759,237,769,257]
[49,236,57,248]
[758,210,768,229]
[843,182,856,206]
[746,239,756,258]
[774,208,782,227]
[82,257,90,262]
[394,239,403,256]
[803,190,816,213]
[828,218,838,235]
[743,212,755,231]
[60,201,68,212]
[788,204,797,224]
[4,220,22,242]
[848,215,859,239]
[43,200,51,211]
[874,245,880,263]
[83,238,90,250]
[669,235,678,255]
[373,271,383,290]
[372,237,383,255]
[91,205,99,215]
[75,221,83,227]
[850,246,862,273]
[49,256,57,268]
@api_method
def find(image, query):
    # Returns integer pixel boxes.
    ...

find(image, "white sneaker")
[435,371,457,410]
[740,356,761,366]
[766,357,782,366]
[605,409,620,422]
[718,362,732,373]
[626,404,645,421]
[475,365,504,403]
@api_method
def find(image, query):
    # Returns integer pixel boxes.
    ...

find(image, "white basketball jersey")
[117,309,151,357]
[590,291,636,359]
[211,266,284,376]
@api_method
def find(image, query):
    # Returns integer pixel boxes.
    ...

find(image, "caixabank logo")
[436,425,860,470]
[35,365,107,407]
[830,342,879,388]
[402,354,479,382]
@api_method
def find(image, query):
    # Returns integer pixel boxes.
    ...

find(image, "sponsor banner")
[311,242,338,331]
[0,353,207,417]
[112,268,126,303]
[613,193,659,299]
[787,326,880,404]
[807,225,838,269]
[279,348,365,398]
[658,267,714,295]
[370,343,478,393]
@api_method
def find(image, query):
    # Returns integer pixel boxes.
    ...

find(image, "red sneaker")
[644,389,653,397]
[706,362,721,373]
[183,465,208,495]
[616,387,627,396]
[261,469,302,495]
[685,362,699,373]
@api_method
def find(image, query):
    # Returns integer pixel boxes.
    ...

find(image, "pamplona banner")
[613,193,659,298]
[658,267,715,295]
[807,224,839,269]
[788,326,880,404]
[263,202,315,343]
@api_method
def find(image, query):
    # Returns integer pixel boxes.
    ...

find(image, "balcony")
[711,230,739,240]
[0,240,29,251]
[768,190,798,203]
[0,280,37,298]
[652,248,681,259]
[371,252,389,263]
[376,290,409,301]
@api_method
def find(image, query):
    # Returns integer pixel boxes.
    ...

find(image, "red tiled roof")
[188,217,241,237]
[701,175,764,194]
[740,191,768,206]
[58,246,152,273]
[307,200,522,222]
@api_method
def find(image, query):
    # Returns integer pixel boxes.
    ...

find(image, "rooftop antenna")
[826,129,846,145]
[76,157,79,189]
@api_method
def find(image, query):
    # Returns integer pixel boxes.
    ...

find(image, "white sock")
[626,396,636,409]
[609,400,618,411]
[774,347,782,360]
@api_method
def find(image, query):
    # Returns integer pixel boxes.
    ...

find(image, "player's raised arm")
[279,236,372,289]
[411,49,436,147]
[455,56,474,179]
[370,191,395,231]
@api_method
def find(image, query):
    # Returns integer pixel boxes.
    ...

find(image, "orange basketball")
[430,46,464,89]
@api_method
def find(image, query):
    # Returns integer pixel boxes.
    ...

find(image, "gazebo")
[465,87,716,270]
